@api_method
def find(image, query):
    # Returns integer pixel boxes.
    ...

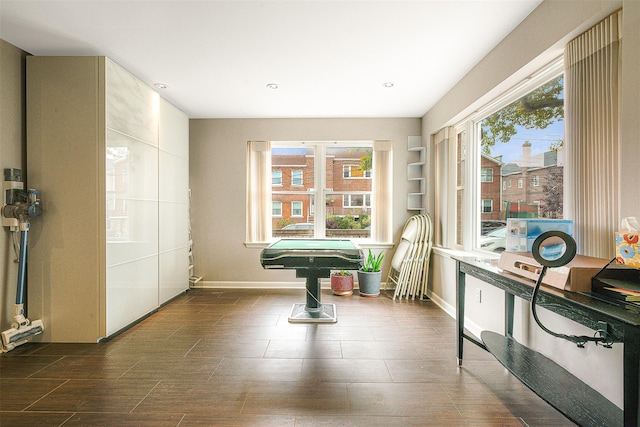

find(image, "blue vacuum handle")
[15,228,28,305]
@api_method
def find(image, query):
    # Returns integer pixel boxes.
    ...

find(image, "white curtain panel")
[433,127,451,248]
[372,140,393,244]
[246,140,272,243]
[564,10,622,258]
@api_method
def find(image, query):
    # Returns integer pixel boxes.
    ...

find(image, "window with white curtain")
[436,5,621,256]
[246,140,392,244]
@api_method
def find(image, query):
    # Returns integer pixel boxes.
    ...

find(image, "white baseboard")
[190,280,392,290]
[426,290,483,341]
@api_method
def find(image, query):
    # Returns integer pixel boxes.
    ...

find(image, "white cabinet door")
[158,98,190,304]
[105,59,160,334]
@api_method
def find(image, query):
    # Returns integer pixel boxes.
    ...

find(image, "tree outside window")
[479,74,564,229]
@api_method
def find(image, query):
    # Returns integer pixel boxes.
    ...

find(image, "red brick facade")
[480,154,502,220]
[482,143,564,220]
[271,148,372,229]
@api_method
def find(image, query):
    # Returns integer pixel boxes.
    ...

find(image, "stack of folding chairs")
[386,214,433,300]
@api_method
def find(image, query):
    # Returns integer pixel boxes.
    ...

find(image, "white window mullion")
[315,144,326,238]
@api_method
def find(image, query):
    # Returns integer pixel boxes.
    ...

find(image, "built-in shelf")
[407,136,425,211]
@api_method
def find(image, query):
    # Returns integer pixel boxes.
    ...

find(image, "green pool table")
[260,239,363,322]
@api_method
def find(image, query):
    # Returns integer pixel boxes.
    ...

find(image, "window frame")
[481,168,494,182]
[272,170,282,187]
[481,199,493,213]
[342,193,372,208]
[272,201,282,217]
[441,58,564,252]
[291,169,303,186]
[261,140,389,244]
[291,201,303,217]
[343,164,372,179]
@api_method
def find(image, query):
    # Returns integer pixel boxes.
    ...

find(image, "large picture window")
[435,60,565,251]
[246,140,392,243]
[478,67,564,251]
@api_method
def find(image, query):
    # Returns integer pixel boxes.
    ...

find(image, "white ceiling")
[0,0,541,119]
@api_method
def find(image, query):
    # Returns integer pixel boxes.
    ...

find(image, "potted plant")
[330,270,354,296]
[357,249,384,297]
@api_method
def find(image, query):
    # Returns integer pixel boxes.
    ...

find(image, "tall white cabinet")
[27,56,189,342]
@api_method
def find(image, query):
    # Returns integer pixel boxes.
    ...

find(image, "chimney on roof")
[522,141,532,167]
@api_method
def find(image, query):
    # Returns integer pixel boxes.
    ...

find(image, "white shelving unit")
[407,136,426,211]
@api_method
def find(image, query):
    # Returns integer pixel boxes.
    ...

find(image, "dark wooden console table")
[455,256,639,427]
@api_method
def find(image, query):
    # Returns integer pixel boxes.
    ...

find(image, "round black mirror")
[531,230,577,268]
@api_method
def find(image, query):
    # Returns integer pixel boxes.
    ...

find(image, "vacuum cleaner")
[1,168,43,352]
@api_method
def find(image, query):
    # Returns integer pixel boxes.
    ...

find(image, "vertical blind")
[565,10,622,258]
[433,127,451,248]
[246,140,272,243]
[372,140,393,244]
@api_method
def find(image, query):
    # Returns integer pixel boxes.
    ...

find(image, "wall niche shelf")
[407,136,426,211]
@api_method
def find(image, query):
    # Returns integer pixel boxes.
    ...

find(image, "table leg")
[456,260,465,366]
[505,293,515,337]
[289,268,336,323]
[296,268,330,309]
[623,325,640,426]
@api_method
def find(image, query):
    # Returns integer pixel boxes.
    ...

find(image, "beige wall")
[189,118,421,285]
[423,0,639,407]
[0,40,28,333]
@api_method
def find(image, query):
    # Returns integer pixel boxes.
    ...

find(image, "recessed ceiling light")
[383,82,394,88]
[154,83,168,90]
[266,83,279,89]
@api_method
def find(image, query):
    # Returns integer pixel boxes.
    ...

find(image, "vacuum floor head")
[1,319,44,352]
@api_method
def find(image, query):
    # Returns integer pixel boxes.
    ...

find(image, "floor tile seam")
[22,343,53,356]
[21,378,70,412]
[37,411,75,426]
[207,356,225,381]
[182,338,202,358]
[116,355,148,380]
[129,380,162,414]
[174,413,187,426]
[418,382,466,419]
[26,355,68,379]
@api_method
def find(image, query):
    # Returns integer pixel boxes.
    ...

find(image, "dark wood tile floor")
[0,288,575,426]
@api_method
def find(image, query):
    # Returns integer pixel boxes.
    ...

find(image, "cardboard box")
[616,232,640,269]
[498,251,609,292]
[505,219,573,252]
